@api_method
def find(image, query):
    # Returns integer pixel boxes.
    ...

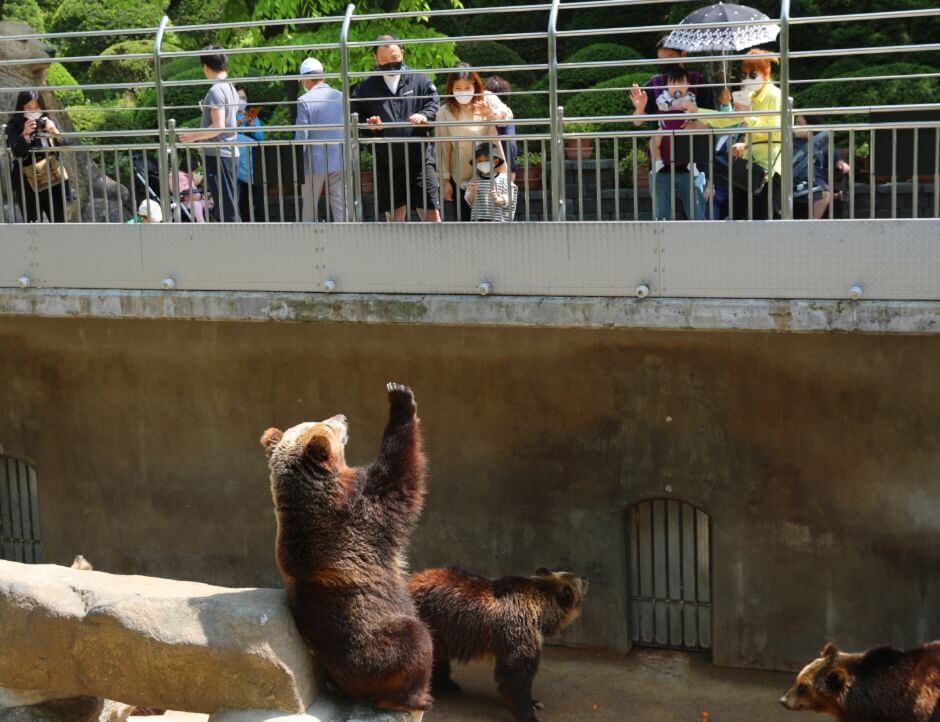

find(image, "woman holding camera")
[5,90,71,223]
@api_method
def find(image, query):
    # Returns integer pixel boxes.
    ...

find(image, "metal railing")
[1,0,939,224]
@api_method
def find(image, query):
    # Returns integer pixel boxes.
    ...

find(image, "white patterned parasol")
[665,2,780,53]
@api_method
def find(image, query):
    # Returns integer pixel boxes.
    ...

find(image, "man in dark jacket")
[351,34,441,222]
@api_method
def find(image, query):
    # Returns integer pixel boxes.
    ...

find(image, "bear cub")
[780,641,939,721]
[409,566,589,722]
[261,383,433,714]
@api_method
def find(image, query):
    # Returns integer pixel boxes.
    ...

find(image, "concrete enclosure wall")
[0,316,938,671]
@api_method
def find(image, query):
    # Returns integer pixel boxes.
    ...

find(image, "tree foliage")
[49,0,164,65]
[46,61,83,105]
[219,0,462,83]
[89,40,184,95]
[2,0,45,32]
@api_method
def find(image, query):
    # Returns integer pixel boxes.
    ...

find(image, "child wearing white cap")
[126,199,163,224]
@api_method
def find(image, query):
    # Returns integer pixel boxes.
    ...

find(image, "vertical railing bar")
[664,500,671,646]
[340,2,357,221]
[827,131,835,219]
[613,137,620,220]
[111,149,121,224]
[670,133,676,220]
[632,136,638,219]
[154,15,171,215]
[649,500,656,644]
[522,139,531,221]
[404,141,412,221]
[912,127,919,219]
[291,139,300,221]
[594,137,601,220]
[84,149,95,221]
[806,130,814,219]
[869,128,876,219]
[848,130,855,219]
[99,148,109,220]
[934,127,939,218]
[890,127,897,218]
[275,145,285,221]
[168,121,182,222]
[540,138,547,220]
[547,0,563,221]
[577,139,584,221]
[59,149,70,222]
[779,0,793,219]
[28,464,41,561]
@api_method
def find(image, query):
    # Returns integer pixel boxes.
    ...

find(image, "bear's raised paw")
[386,382,417,415]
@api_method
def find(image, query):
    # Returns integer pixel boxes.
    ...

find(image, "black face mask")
[377,61,403,72]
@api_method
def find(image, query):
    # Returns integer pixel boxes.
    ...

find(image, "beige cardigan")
[435,91,513,189]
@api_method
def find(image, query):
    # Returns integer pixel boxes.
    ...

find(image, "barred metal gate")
[0,456,42,562]
[628,499,711,650]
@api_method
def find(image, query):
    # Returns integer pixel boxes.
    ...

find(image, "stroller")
[132,153,203,223]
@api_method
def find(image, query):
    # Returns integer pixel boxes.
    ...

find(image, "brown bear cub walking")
[409,566,589,722]
[261,383,433,714]
[780,641,939,721]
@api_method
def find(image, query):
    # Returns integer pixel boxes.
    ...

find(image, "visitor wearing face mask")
[435,64,511,221]
[235,85,266,221]
[728,48,783,219]
[629,37,725,220]
[5,89,71,222]
[350,34,442,222]
[465,141,515,222]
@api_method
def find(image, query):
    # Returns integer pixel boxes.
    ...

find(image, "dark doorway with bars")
[0,455,43,563]
[627,498,711,651]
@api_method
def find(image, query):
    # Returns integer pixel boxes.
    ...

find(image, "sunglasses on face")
[741,71,762,80]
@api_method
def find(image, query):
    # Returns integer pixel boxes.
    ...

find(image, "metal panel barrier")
[0,456,42,563]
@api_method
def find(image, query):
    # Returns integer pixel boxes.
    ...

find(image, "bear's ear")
[557,584,576,610]
[260,428,284,458]
[821,642,839,659]
[302,433,332,466]
[824,667,847,694]
[535,567,552,576]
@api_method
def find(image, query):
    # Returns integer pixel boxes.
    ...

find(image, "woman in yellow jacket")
[435,64,512,221]
[729,48,782,218]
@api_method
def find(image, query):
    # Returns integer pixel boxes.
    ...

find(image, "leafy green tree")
[165,0,227,49]
[2,0,45,32]
[49,0,163,66]
[219,0,462,82]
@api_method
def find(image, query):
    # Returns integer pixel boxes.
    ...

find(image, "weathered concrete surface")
[0,562,317,714]
[210,700,414,722]
[2,288,940,334]
[0,698,134,722]
[0,316,937,672]
[427,646,797,722]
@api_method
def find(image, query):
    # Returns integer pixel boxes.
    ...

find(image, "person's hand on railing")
[409,113,429,125]
[366,115,383,127]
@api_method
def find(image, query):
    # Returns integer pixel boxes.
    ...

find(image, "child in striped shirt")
[465,141,515,222]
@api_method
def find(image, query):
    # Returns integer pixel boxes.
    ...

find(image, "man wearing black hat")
[350,34,441,222]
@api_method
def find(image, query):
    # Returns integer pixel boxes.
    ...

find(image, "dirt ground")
[425,646,799,722]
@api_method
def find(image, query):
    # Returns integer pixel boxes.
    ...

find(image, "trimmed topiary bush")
[88,40,183,96]
[564,71,656,124]
[135,63,207,131]
[165,0,226,49]
[2,0,45,32]
[795,62,940,118]
[49,0,163,66]
[46,62,84,106]
[456,41,539,88]
[559,43,646,90]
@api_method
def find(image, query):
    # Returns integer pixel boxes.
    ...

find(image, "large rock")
[0,561,317,714]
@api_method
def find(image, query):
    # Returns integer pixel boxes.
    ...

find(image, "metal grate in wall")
[0,456,42,563]
[628,498,711,650]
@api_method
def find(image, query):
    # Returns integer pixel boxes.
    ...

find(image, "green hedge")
[49,0,163,67]
[46,62,84,106]
[2,0,45,32]
[559,43,646,90]
[456,41,539,88]
[165,0,226,49]
[564,71,656,124]
[88,40,183,95]
[795,62,940,116]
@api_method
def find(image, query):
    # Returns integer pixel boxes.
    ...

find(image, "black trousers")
[238,180,266,222]
[444,179,473,221]
[14,181,70,222]
[205,155,240,222]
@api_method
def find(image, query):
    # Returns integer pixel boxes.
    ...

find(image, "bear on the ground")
[408,566,589,722]
[779,641,940,721]
[261,382,433,715]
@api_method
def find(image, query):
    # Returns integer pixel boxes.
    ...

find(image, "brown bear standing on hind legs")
[261,383,433,717]
[409,566,589,722]
[779,641,940,721]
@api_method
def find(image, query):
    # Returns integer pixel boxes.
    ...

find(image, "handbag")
[729,139,778,191]
[23,153,68,191]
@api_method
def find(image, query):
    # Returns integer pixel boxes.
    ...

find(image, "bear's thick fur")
[408,566,589,722]
[779,641,940,721]
[261,383,433,714]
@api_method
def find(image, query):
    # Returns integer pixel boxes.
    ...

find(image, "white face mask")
[24,111,42,121]
[477,162,491,174]
[237,100,247,113]
[742,76,765,94]
[454,89,474,105]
